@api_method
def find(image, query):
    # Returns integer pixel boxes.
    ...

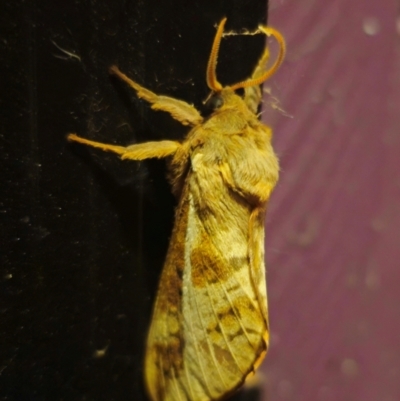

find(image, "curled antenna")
[206,18,286,92]
[206,18,226,92]
[230,26,286,90]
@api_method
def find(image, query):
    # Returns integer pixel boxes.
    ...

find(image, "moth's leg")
[244,47,270,114]
[122,140,181,160]
[109,66,204,127]
[68,133,181,160]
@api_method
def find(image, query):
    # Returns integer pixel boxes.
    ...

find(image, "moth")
[68,18,285,401]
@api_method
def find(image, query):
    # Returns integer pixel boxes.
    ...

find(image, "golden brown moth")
[68,18,285,401]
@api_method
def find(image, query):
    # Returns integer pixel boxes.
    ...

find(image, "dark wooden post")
[2,1,268,399]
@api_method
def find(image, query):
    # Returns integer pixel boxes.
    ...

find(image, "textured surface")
[261,1,400,400]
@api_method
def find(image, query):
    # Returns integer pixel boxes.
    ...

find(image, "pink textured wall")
[262,1,400,400]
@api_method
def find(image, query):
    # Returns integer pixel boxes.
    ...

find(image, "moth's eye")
[205,94,224,110]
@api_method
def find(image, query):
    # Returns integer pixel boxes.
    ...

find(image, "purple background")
[260,1,400,400]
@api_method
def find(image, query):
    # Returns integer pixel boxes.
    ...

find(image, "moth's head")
[205,17,285,111]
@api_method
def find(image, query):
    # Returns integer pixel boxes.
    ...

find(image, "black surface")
[1,1,268,399]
